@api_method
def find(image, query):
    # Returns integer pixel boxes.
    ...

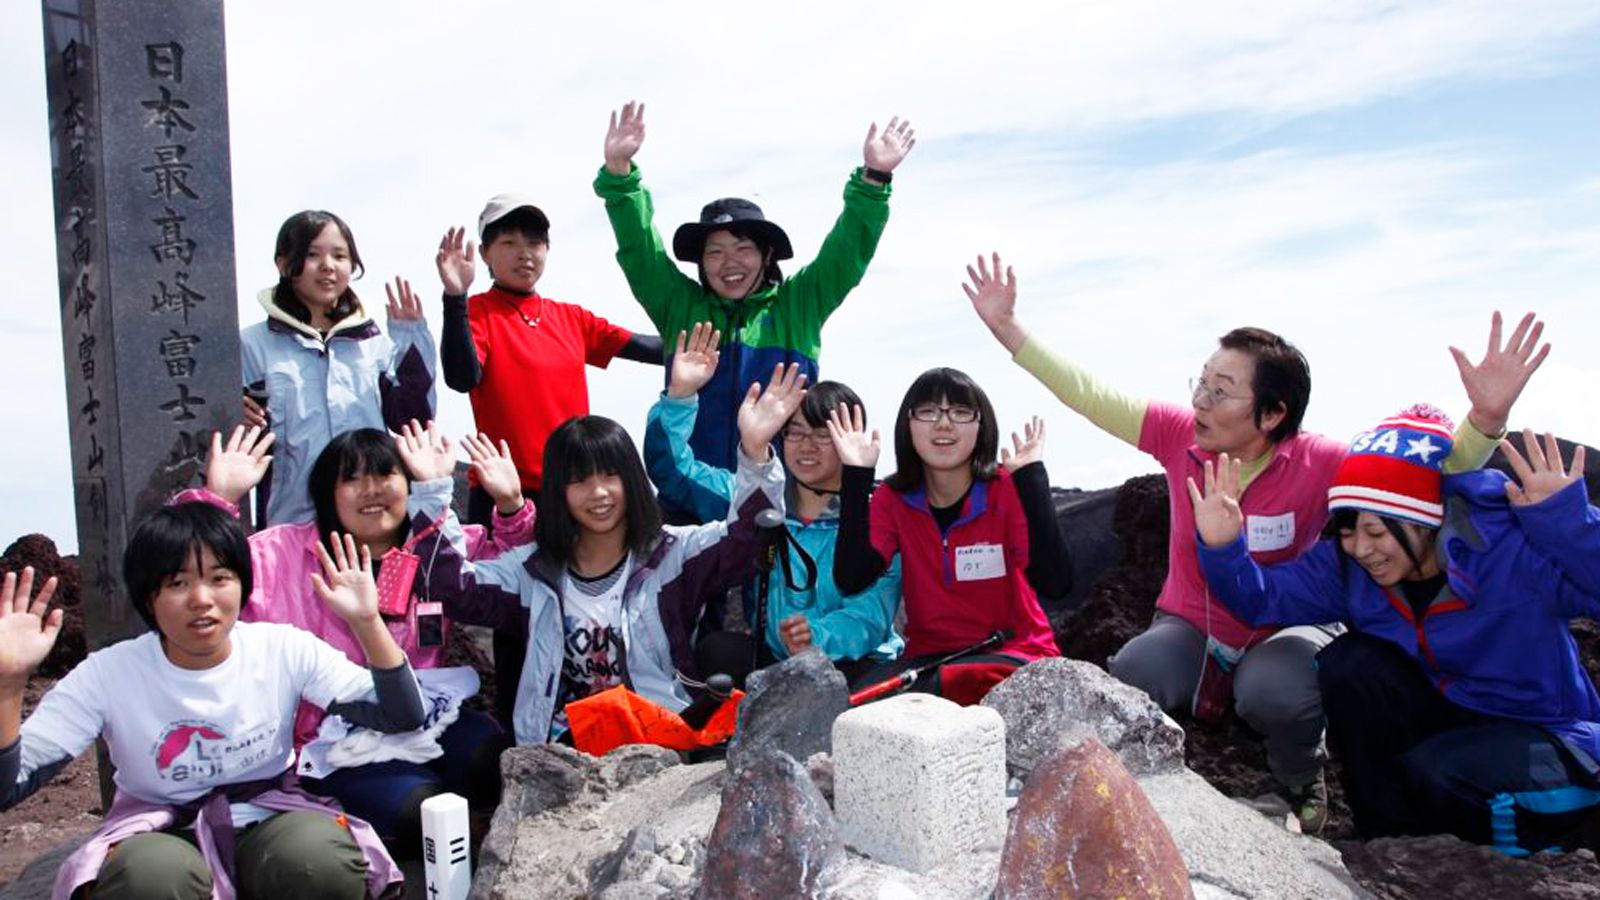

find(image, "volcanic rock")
[725,647,849,772]
[697,750,842,900]
[1339,834,1600,899]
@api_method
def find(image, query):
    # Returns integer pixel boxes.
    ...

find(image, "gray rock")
[0,836,87,900]
[726,648,850,772]
[805,751,834,803]
[982,656,1187,777]
[592,825,664,892]
[699,750,843,899]
[1138,768,1371,899]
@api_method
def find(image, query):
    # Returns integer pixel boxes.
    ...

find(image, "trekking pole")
[847,629,1012,706]
[749,508,785,672]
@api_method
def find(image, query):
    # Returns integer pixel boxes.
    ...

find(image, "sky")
[2,0,1598,554]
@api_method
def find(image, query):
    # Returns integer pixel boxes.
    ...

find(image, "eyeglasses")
[1189,377,1251,408]
[909,404,980,425]
[781,428,833,447]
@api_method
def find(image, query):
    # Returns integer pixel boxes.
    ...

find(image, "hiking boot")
[1284,774,1329,835]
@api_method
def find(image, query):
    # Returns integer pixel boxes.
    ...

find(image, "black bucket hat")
[671,198,794,263]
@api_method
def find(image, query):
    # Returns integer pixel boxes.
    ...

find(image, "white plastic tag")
[1246,512,1296,553]
[954,543,1006,581]
[421,792,472,899]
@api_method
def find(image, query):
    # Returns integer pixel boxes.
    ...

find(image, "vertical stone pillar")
[41,0,241,648]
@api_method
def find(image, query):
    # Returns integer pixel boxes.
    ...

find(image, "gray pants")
[89,811,368,900]
[1109,614,1337,789]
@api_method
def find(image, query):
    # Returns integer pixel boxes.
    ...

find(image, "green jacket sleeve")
[594,163,704,338]
[778,168,892,339]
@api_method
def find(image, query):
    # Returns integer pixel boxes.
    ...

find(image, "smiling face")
[1338,512,1435,587]
[783,416,843,489]
[701,230,766,300]
[482,231,548,293]
[1191,348,1280,458]
[279,222,353,316]
[566,472,627,538]
[333,469,409,550]
[151,546,242,670]
[908,397,981,476]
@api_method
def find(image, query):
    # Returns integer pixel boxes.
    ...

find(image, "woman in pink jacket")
[184,423,532,857]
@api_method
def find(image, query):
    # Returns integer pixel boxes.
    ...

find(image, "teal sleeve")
[642,392,736,523]
[806,557,903,662]
[593,164,706,338]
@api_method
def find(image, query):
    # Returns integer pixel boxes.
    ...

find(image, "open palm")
[0,569,61,685]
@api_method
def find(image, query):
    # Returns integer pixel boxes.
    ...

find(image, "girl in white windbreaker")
[242,210,437,525]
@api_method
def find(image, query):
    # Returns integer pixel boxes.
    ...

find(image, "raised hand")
[1186,454,1245,548]
[826,403,881,469]
[436,227,477,296]
[963,252,1026,353]
[738,363,808,460]
[1000,417,1046,473]
[863,116,916,175]
[0,568,62,689]
[1502,430,1586,507]
[604,101,647,176]
[242,391,269,430]
[395,419,456,482]
[461,433,525,514]
[1449,311,1550,437]
[310,534,380,626]
[668,322,722,399]
[778,613,814,655]
[206,426,275,503]
[385,276,426,322]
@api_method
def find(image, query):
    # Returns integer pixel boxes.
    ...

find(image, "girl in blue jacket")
[1190,407,1600,854]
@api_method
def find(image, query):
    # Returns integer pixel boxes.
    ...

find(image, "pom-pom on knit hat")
[1327,404,1455,528]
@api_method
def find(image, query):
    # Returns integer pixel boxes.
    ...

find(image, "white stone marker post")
[833,693,1008,873]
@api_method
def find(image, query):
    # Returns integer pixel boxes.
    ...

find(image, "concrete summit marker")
[41,0,241,647]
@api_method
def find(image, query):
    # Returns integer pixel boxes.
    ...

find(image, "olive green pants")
[86,810,368,900]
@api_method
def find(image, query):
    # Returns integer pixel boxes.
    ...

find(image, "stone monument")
[41,0,241,647]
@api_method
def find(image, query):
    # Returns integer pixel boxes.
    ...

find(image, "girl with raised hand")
[406,367,803,746]
[595,101,914,493]
[643,323,903,678]
[966,250,1547,832]
[184,422,529,858]
[0,508,425,900]
[829,368,1071,704]
[1191,413,1600,853]
[242,210,437,525]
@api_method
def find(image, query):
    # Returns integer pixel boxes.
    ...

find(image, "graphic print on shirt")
[151,719,280,784]
[561,615,627,698]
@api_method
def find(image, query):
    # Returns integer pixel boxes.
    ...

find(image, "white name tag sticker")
[954,543,1006,581]
[1246,512,1296,553]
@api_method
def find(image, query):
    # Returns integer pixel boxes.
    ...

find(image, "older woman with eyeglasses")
[964,251,1546,833]
[643,323,903,682]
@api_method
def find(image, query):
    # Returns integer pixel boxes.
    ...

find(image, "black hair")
[796,381,864,429]
[123,502,253,632]
[696,226,784,294]
[885,368,1000,493]
[1216,327,1310,443]
[481,208,551,249]
[308,429,411,547]
[271,210,364,326]
[1324,508,1437,580]
[536,416,662,567]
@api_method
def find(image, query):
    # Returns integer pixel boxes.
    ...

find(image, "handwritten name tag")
[955,543,1006,581]
[1246,512,1295,553]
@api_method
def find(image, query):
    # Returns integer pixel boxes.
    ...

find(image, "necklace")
[495,289,542,328]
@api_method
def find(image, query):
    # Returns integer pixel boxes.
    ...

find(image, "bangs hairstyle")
[797,381,863,429]
[123,502,253,632]
[885,367,1000,493]
[272,210,365,326]
[1218,326,1311,443]
[308,429,411,545]
[482,208,550,248]
[1323,508,1436,584]
[537,416,662,566]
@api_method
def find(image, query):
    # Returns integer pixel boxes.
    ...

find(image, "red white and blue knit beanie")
[1327,404,1455,528]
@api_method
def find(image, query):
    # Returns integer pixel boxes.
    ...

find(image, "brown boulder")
[698,750,841,900]
[996,736,1193,900]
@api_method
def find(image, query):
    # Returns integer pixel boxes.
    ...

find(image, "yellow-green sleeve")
[1443,417,1503,473]
[1012,335,1149,447]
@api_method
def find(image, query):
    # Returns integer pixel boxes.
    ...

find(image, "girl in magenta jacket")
[829,367,1070,703]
